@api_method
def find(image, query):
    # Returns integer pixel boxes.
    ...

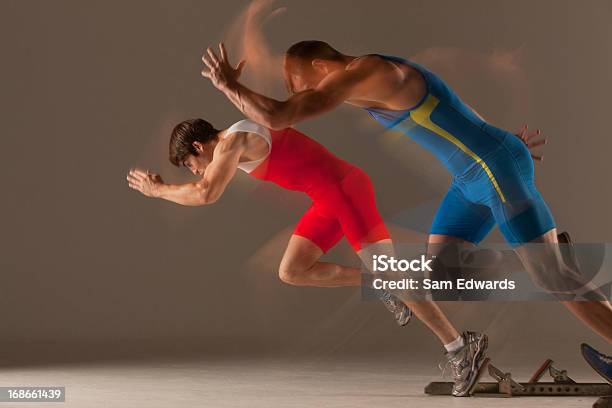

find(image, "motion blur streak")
[224,0,287,97]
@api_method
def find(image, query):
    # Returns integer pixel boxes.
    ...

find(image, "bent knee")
[278,262,306,285]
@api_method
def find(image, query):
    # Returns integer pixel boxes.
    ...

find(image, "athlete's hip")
[306,166,377,211]
[452,123,532,176]
[452,134,537,207]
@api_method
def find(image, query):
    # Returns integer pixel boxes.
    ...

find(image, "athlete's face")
[283,56,326,94]
[183,141,214,176]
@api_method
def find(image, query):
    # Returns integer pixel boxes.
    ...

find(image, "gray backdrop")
[1,0,611,366]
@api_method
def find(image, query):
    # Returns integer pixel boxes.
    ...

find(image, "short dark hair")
[285,40,344,63]
[169,119,219,167]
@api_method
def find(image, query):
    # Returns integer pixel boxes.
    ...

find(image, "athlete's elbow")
[192,188,218,205]
[261,113,289,131]
[200,191,220,205]
[259,102,294,130]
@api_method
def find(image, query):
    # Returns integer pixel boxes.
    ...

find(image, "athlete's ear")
[192,141,205,153]
[311,59,328,75]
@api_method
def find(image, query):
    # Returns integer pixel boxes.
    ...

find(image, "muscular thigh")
[281,205,343,274]
[293,204,344,253]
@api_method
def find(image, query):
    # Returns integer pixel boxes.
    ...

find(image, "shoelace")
[379,291,392,304]
[380,292,410,324]
[381,292,401,312]
[598,353,612,365]
[438,353,463,379]
[438,360,450,378]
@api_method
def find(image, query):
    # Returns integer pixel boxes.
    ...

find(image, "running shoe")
[581,343,612,384]
[379,291,412,326]
[443,331,489,396]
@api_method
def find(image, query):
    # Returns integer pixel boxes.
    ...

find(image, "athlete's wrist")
[220,79,239,96]
[150,182,165,198]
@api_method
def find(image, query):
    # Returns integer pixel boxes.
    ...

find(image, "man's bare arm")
[223,73,363,129]
[201,44,370,130]
[127,136,244,206]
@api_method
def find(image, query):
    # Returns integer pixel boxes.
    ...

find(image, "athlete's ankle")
[444,335,465,354]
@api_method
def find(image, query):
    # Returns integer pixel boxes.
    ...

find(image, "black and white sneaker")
[379,291,412,326]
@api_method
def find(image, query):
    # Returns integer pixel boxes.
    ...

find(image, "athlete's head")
[283,40,347,93]
[169,119,220,176]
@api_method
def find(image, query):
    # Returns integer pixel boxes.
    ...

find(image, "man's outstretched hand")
[515,124,547,162]
[127,168,164,198]
[201,43,246,92]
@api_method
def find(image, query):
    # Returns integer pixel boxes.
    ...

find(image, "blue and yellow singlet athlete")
[200,40,612,393]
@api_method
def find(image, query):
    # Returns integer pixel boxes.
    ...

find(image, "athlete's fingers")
[515,125,528,140]
[130,168,148,178]
[127,172,146,183]
[127,179,142,190]
[524,129,541,142]
[531,154,544,162]
[202,54,216,71]
[201,69,212,79]
[202,55,215,71]
[127,169,139,180]
[219,42,228,61]
[236,60,246,74]
[127,175,142,186]
[526,138,547,148]
[207,47,220,67]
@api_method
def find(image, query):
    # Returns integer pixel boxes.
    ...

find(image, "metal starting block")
[425,358,612,397]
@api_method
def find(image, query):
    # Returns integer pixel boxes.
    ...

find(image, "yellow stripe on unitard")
[410,95,507,203]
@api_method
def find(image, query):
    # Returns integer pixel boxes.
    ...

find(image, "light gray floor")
[0,356,604,408]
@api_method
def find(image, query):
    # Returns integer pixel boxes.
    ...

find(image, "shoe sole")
[581,343,612,384]
[467,357,490,396]
[453,335,489,397]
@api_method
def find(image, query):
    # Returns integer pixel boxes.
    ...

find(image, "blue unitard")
[365,55,555,246]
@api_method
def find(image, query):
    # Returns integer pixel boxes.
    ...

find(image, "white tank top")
[224,119,272,173]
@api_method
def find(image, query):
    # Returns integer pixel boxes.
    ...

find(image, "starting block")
[425,358,612,397]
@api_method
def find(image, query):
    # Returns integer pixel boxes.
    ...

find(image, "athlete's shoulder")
[220,119,271,156]
[344,55,375,73]
[344,54,406,91]
[346,54,399,72]
[224,119,271,142]
[215,130,245,155]
[226,119,270,136]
